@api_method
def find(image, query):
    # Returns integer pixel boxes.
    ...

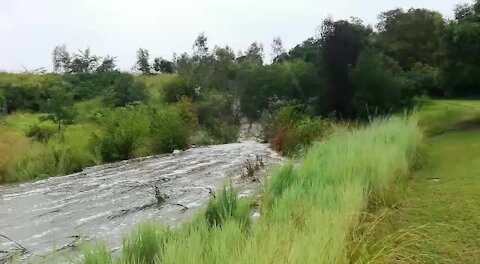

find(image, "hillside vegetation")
[2,1,480,183]
[81,115,422,263]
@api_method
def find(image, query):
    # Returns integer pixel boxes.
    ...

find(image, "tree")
[349,50,411,117]
[320,18,371,117]
[271,37,288,63]
[153,57,162,73]
[43,83,75,133]
[377,8,445,69]
[442,1,480,96]
[103,72,147,107]
[287,38,322,67]
[52,44,71,73]
[69,48,99,73]
[153,57,174,74]
[97,56,118,72]
[135,48,151,75]
[193,33,209,57]
[240,42,264,65]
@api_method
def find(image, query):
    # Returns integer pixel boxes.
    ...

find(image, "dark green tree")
[442,1,480,96]
[377,8,445,69]
[320,18,372,117]
[96,56,118,72]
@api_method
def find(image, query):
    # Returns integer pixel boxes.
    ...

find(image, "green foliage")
[162,75,197,103]
[238,60,323,121]
[264,104,331,155]
[60,72,146,106]
[205,186,251,229]
[320,18,373,117]
[264,164,297,208]
[25,122,57,142]
[92,105,151,162]
[102,73,146,107]
[135,48,152,75]
[407,63,442,97]
[196,92,239,142]
[12,138,94,180]
[73,98,107,123]
[42,82,76,132]
[377,8,445,69]
[82,242,112,264]
[0,74,59,113]
[84,115,421,264]
[442,10,480,96]
[121,222,167,264]
[150,106,191,153]
[153,57,174,74]
[206,121,239,144]
[349,50,412,117]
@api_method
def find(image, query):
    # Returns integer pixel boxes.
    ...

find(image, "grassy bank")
[364,100,480,263]
[82,115,422,263]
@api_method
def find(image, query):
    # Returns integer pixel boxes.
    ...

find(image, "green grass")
[82,115,422,263]
[367,100,480,263]
[418,99,480,135]
[0,112,47,133]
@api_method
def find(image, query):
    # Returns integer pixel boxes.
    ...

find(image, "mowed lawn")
[374,101,480,263]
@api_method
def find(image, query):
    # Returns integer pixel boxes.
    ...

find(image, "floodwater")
[0,141,282,262]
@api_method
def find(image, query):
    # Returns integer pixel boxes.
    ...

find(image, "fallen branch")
[0,234,28,254]
[168,203,189,212]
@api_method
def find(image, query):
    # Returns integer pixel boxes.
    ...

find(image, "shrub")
[175,96,198,130]
[25,122,57,142]
[162,75,197,103]
[73,98,107,123]
[207,121,239,144]
[264,104,331,155]
[92,105,151,162]
[150,106,191,153]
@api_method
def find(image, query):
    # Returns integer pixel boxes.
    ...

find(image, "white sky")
[0,0,468,72]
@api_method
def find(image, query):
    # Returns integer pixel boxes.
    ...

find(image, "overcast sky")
[0,0,467,72]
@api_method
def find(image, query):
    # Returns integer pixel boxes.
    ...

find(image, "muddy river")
[0,141,282,262]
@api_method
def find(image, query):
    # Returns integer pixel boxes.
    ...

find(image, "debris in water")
[154,185,169,204]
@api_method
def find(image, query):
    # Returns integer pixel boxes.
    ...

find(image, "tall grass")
[82,115,421,264]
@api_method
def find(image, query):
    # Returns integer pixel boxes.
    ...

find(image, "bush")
[196,92,239,143]
[162,75,197,103]
[92,105,151,162]
[175,96,198,130]
[150,106,191,153]
[25,122,57,142]
[102,73,147,107]
[207,121,239,144]
[264,104,331,155]
[62,72,147,106]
